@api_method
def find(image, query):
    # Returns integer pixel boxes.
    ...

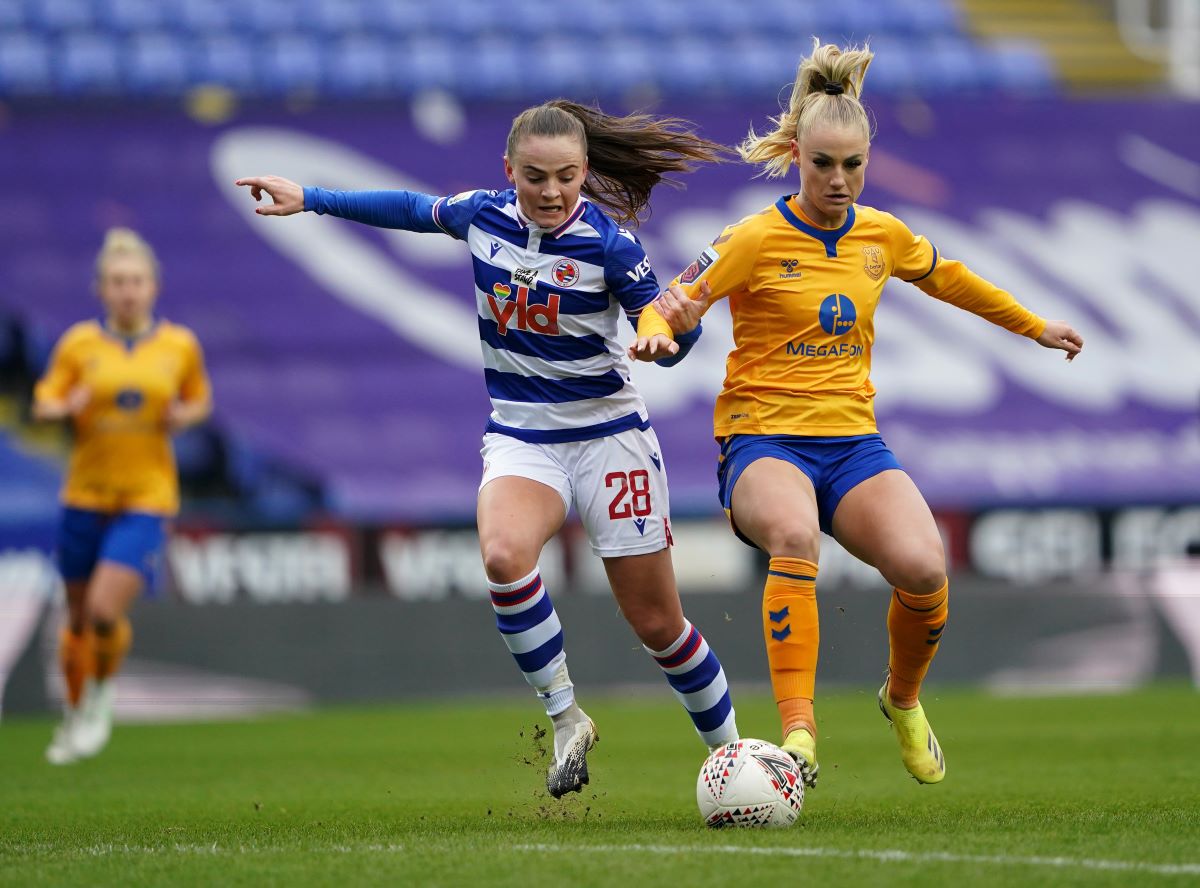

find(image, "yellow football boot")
[780,727,819,788]
[878,675,946,784]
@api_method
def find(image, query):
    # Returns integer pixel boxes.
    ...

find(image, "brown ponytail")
[506,100,729,224]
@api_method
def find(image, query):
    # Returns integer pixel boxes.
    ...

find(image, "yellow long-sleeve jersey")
[639,195,1046,438]
[34,319,212,515]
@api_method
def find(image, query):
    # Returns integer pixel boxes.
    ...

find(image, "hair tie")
[823,82,845,96]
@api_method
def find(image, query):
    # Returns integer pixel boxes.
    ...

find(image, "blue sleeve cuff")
[303,185,318,212]
[655,322,702,367]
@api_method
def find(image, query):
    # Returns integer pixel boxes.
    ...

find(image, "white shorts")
[480,426,673,558]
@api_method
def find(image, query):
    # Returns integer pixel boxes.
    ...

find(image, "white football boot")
[546,703,598,798]
[70,678,114,759]
[45,708,81,765]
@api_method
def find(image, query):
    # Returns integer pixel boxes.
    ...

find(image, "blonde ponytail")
[738,39,874,178]
[95,227,160,281]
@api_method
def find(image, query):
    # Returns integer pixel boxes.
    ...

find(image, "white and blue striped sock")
[489,567,573,716]
[646,621,738,748]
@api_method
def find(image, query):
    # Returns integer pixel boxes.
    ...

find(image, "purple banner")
[2,99,1198,518]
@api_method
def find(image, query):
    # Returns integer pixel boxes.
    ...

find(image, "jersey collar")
[100,316,160,351]
[774,194,856,258]
[512,195,588,239]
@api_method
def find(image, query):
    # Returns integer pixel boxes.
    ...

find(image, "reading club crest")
[862,245,885,281]
[552,258,580,288]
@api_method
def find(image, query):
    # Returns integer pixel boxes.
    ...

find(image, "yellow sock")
[763,557,819,735]
[59,626,93,708]
[887,581,949,708]
[92,617,132,681]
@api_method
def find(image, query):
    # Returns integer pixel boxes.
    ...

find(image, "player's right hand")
[655,281,714,335]
[64,385,92,416]
[234,175,304,216]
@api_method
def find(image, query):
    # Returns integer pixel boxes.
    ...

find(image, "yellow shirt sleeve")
[33,326,84,404]
[885,213,1046,339]
[178,330,213,406]
[636,214,765,341]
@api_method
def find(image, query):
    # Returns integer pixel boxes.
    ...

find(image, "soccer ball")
[696,738,805,828]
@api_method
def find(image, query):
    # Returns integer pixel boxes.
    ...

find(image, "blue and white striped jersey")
[304,186,701,444]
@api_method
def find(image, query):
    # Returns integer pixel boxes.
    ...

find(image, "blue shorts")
[56,507,167,592]
[716,433,903,544]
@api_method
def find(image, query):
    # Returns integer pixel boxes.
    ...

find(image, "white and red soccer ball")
[697,738,805,828]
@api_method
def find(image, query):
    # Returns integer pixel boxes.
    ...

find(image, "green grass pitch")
[2,685,1198,886]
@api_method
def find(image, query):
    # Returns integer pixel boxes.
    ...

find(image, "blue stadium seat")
[987,40,1057,93]
[437,0,506,40]
[361,0,436,37]
[920,37,985,93]
[96,0,168,34]
[520,41,593,97]
[863,39,918,95]
[392,36,460,95]
[301,0,369,37]
[170,0,235,34]
[193,34,259,91]
[456,37,525,100]
[56,31,123,94]
[656,36,723,96]
[0,2,27,28]
[590,37,657,98]
[29,0,95,32]
[124,32,192,95]
[325,35,394,97]
[227,0,303,36]
[260,33,324,95]
[0,33,54,95]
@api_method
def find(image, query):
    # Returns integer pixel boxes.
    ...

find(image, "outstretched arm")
[235,176,444,233]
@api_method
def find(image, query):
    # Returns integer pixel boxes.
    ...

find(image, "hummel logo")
[771,625,792,641]
[779,258,802,280]
[648,451,661,470]
[489,241,502,259]
[768,606,789,623]
[633,517,647,535]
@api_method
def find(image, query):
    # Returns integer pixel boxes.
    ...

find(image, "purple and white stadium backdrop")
[2,100,1198,519]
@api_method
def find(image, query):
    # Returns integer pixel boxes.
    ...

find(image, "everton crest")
[862,245,884,281]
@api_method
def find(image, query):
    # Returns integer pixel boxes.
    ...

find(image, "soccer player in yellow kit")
[33,228,212,764]
[632,41,1083,787]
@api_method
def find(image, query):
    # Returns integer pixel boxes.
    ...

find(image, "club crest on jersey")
[512,266,539,288]
[487,286,560,336]
[492,283,512,301]
[679,246,719,285]
[551,258,580,288]
[862,245,885,281]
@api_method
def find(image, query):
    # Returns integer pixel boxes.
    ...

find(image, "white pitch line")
[514,842,1200,877]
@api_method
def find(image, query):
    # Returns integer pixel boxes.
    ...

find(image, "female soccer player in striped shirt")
[34,228,212,764]
[237,101,739,798]
[634,42,1084,788]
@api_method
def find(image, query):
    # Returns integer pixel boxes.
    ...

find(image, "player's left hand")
[656,281,713,335]
[627,334,680,362]
[1036,320,1084,361]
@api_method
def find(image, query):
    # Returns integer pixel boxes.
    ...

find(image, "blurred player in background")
[237,100,740,798]
[33,228,212,764]
[633,41,1084,788]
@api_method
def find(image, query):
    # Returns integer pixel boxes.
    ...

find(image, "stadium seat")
[56,31,123,94]
[988,40,1058,93]
[96,0,168,34]
[28,0,95,33]
[171,0,235,34]
[392,37,460,95]
[300,0,369,37]
[0,33,54,95]
[193,34,259,91]
[326,36,395,97]
[124,32,192,95]
[456,38,525,100]
[260,33,325,95]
